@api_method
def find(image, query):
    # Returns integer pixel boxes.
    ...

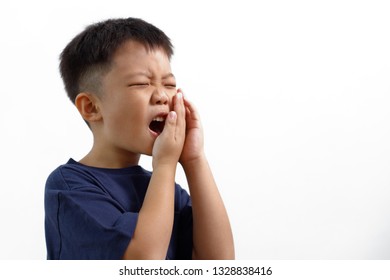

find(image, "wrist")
[152,159,178,173]
[180,152,207,172]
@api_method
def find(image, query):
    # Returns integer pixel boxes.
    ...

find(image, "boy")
[45,17,234,260]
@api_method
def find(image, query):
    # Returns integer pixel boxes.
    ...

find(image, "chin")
[142,143,154,157]
[143,150,153,157]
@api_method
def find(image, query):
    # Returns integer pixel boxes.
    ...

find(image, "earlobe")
[75,93,102,123]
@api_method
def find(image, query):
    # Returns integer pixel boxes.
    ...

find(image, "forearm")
[183,155,235,260]
[122,164,176,259]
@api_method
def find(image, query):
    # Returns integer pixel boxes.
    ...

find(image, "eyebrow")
[162,73,175,79]
[125,72,175,80]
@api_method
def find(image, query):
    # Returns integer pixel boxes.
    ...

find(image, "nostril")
[156,99,168,105]
[156,93,168,105]
[152,90,169,105]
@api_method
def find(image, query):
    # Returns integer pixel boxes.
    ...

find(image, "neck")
[79,141,141,169]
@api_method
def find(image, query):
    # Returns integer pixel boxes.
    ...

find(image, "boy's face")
[97,40,177,158]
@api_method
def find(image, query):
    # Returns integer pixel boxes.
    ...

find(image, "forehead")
[110,40,172,74]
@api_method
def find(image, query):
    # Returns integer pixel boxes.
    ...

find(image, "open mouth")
[149,115,167,135]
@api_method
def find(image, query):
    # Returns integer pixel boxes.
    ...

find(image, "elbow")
[122,249,166,260]
[122,238,167,260]
[218,247,235,260]
[192,246,235,260]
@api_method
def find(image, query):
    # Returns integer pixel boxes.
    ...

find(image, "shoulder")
[45,159,154,192]
[45,162,72,191]
[45,159,100,192]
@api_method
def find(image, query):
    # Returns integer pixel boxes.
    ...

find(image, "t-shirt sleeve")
[45,168,138,260]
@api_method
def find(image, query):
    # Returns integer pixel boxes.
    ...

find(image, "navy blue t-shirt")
[44,159,193,260]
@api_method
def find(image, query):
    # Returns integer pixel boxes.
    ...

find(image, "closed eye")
[128,83,150,87]
[165,84,176,88]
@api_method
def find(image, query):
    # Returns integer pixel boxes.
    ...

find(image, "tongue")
[149,120,165,134]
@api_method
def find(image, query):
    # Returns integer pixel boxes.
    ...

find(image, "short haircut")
[59,17,174,103]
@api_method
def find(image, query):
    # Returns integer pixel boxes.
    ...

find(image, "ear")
[75,93,103,123]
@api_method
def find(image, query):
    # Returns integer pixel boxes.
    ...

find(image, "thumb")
[167,111,177,124]
[162,111,177,134]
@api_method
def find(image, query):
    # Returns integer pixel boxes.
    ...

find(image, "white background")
[0,0,389,259]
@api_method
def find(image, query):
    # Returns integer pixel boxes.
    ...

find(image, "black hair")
[59,17,174,103]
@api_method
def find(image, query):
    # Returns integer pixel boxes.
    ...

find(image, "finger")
[161,111,177,138]
[183,97,200,122]
[173,92,186,130]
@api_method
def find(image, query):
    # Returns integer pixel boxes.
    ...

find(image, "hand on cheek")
[178,91,205,166]
[152,92,186,168]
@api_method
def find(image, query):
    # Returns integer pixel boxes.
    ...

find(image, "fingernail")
[176,92,182,99]
[169,111,177,120]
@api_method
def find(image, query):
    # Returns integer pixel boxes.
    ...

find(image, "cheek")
[166,89,177,107]
[111,107,144,129]
[101,92,149,134]
[102,102,132,131]
[105,110,145,146]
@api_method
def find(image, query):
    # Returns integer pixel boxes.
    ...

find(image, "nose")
[151,88,169,105]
